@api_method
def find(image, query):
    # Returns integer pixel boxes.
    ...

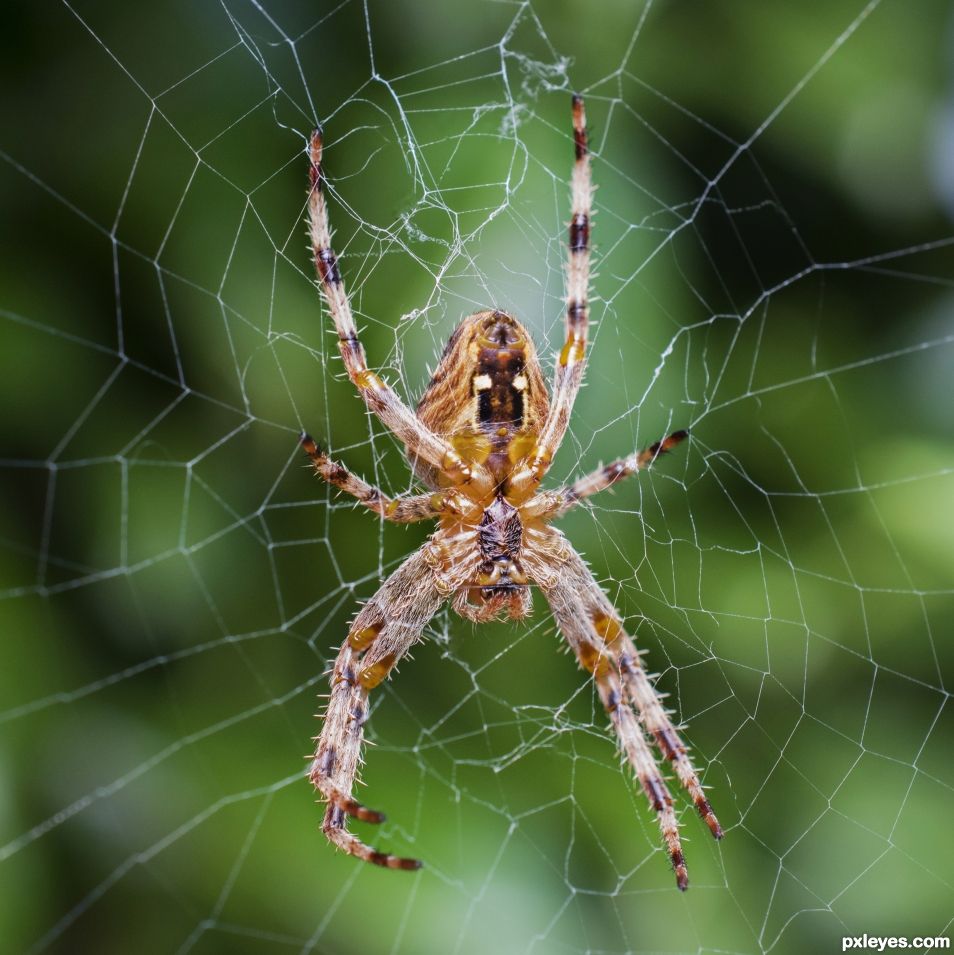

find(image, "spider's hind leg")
[321,803,418,870]
[509,93,593,497]
[306,132,490,493]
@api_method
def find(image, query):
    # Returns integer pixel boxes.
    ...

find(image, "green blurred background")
[2,1,953,953]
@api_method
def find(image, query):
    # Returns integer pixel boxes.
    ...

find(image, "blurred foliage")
[1,1,953,954]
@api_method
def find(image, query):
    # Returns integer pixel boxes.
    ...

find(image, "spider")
[301,95,722,890]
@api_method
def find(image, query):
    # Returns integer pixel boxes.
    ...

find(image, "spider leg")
[300,433,445,523]
[307,131,489,492]
[510,94,592,497]
[541,565,688,890]
[528,533,722,890]
[311,547,444,869]
[525,429,688,521]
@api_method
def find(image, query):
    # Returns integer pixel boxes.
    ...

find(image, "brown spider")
[301,95,722,890]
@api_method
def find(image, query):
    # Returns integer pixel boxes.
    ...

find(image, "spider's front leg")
[528,532,722,890]
[311,547,444,869]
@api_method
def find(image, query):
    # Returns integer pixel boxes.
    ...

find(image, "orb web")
[1,1,952,953]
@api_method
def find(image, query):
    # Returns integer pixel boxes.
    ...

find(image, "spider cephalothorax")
[301,95,722,889]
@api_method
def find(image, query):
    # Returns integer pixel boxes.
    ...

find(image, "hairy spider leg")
[510,94,592,498]
[310,548,444,870]
[532,535,722,890]
[307,131,490,493]
[301,432,443,523]
[525,429,689,520]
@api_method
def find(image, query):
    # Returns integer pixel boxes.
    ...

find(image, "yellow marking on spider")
[593,613,623,645]
[439,449,474,485]
[348,623,382,652]
[578,640,613,677]
[355,369,385,391]
[451,431,492,464]
[507,431,536,464]
[559,338,586,367]
[359,652,397,689]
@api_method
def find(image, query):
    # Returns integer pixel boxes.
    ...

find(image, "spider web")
[2,1,953,953]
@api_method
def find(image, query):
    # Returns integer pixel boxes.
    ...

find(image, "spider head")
[452,571,532,623]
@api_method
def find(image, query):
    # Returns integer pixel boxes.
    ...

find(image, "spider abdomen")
[416,310,550,490]
[475,316,527,428]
